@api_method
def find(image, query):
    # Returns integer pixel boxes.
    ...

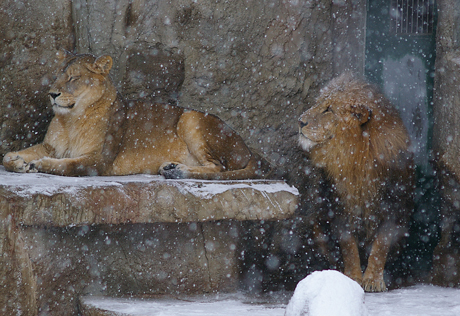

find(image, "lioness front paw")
[28,160,42,173]
[159,163,186,179]
[362,277,387,292]
[3,154,32,173]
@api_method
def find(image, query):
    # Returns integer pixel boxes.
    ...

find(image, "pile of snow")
[285,270,367,316]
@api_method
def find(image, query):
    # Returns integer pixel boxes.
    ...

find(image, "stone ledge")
[0,166,298,316]
[0,166,299,226]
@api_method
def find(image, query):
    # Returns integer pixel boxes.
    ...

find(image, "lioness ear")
[89,55,113,75]
[349,104,372,125]
[56,49,74,62]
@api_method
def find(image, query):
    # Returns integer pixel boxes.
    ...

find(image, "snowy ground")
[83,284,460,316]
[365,285,460,316]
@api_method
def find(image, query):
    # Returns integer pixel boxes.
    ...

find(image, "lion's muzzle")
[49,92,61,100]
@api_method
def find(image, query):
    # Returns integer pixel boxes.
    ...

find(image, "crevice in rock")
[199,222,213,289]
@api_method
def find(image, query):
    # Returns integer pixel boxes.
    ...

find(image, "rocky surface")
[0,167,298,225]
[433,0,460,181]
[0,0,74,154]
[0,167,298,315]
[430,0,460,288]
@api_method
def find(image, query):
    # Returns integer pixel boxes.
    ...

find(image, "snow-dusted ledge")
[0,166,298,226]
[0,166,298,316]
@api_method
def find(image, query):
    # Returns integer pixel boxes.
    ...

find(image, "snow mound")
[285,270,368,316]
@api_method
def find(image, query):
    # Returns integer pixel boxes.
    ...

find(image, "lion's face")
[298,91,372,152]
[49,51,113,116]
[298,102,337,151]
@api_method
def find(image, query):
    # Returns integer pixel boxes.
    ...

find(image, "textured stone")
[0,0,74,154]
[0,167,298,315]
[433,52,460,181]
[431,0,460,287]
[432,0,460,179]
[0,167,298,226]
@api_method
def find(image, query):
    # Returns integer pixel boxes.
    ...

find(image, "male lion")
[298,73,414,292]
[3,50,268,179]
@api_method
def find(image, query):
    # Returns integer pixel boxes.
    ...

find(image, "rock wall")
[0,0,74,155]
[331,0,366,75]
[433,0,460,176]
[431,0,460,287]
[0,0,335,187]
[0,169,298,315]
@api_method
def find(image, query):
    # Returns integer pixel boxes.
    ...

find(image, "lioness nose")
[299,120,308,128]
[49,92,61,100]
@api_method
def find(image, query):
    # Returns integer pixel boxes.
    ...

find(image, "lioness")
[298,73,414,292]
[3,50,268,179]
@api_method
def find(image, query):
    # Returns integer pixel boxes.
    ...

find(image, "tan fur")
[299,73,414,292]
[3,50,269,179]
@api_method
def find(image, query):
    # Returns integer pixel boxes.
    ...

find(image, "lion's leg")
[362,228,392,292]
[3,143,51,173]
[313,222,336,264]
[339,231,363,285]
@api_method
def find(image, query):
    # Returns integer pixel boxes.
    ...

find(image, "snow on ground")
[82,295,286,316]
[83,283,460,316]
[366,285,460,316]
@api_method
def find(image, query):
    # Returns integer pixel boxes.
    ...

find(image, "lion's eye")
[69,76,80,82]
[323,106,332,114]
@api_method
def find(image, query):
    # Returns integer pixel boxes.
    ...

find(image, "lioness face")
[49,54,113,116]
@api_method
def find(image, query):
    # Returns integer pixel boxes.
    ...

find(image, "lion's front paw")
[159,163,187,179]
[362,276,387,292]
[3,154,32,173]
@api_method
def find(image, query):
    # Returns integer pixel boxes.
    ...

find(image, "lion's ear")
[88,55,113,75]
[349,104,371,125]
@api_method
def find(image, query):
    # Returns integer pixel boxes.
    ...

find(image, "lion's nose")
[49,92,61,100]
[299,120,308,128]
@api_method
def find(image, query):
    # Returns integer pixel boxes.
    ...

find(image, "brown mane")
[309,74,412,221]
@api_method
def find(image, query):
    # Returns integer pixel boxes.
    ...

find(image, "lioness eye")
[69,76,80,82]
